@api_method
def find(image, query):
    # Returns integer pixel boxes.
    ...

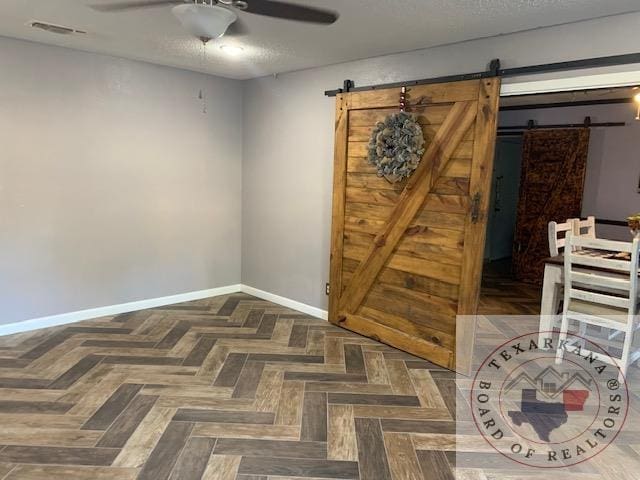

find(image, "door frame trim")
[501,69,640,97]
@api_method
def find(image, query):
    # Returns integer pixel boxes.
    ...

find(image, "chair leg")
[619,324,636,383]
[578,321,587,348]
[556,314,571,365]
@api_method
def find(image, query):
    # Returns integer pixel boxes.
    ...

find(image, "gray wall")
[241,12,640,312]
[1,37,243,325]
[4,11,640,325]
[500,103,640,241]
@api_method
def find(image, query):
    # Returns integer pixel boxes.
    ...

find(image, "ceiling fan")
[90,0,339,41]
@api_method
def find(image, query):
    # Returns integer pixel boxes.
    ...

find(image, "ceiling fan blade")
[89,0,183,12]
[241,0,338,25]
[225,18,249,37]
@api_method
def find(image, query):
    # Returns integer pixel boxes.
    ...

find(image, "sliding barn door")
[513,128,590,283]
[329,78,500,372]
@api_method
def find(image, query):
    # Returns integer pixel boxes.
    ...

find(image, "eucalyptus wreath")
[367,112,425,183]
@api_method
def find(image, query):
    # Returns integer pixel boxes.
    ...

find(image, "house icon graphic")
[504,366,592,400]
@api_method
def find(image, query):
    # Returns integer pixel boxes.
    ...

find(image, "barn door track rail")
[497,116,626,136]
[324,53,640,97]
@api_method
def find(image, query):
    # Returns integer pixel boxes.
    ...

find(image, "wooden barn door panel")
[513,128,590,284]
[329,78,501,371]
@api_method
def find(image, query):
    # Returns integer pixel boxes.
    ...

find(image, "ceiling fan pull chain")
[200,39,207,114]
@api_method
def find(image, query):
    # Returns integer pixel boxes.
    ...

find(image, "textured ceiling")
[1,1,640,79]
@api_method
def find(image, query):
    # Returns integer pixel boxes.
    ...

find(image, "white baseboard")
[0,283,328,337]
[0,284,242,336]
[241,285,328,320]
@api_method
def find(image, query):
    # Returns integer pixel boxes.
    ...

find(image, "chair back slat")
[571,235,634,253]
[570,271,631,291]
[573,216,596,239]
[569,288,630,309]
[548,219,577,257]
[569,254,632,272]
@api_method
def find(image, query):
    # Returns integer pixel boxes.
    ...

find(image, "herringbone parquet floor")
[0,293,456,480]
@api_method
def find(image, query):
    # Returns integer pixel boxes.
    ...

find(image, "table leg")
[539,264,562,347]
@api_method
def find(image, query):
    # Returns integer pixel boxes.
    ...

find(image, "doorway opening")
[480,85,639,312]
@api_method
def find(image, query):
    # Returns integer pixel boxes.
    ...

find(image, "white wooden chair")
[548,218,578,256]
[556,233,640,379]
[572,216,596,239]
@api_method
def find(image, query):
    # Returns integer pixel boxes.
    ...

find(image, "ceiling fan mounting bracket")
[233,1,248,11]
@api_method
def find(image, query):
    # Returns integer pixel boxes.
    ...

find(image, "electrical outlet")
[325,283,330,295]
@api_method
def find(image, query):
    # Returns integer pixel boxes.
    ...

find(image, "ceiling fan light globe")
[171,4,237,39]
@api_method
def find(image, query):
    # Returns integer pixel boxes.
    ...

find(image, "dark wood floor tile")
[0,446,119,466]
[301,392,327,442]
[255,314,277,337]
[167,437,215,480]
[111,311,138,322]
[182,318,238,328]
[137,421,194,480]
[0,400,74,414]
[288,325,309,348]
[96,395,158,448]
[214,438,327,459]
[232,361,265,399]
[246,354,324,363]
[81,340,157,348]
[284,372,368,383]
[48,355,104,389]
[81,383,143,430]
[344,344,365,374]
[19,333,70,360]
[200,332,269,340]
[328,393,421,406]
[380,419,456,434]
[238,457,359,479]
[236,475,267,480]
[242,309,265,328]
[0,359,31,368]
[172,409,274,424]
[102,356,183,366]
[354,417,392,480]
[213,353,248,387]
[155,323,190,349]
[0,378,51,389]
[156,305,210,311]
[111,310,152,323]
[216,297,241,316]
[182,337,217,367]
[66,327,132,335]
[433,377,456,418]
[282,313,315,319]
[416,450,454,480]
